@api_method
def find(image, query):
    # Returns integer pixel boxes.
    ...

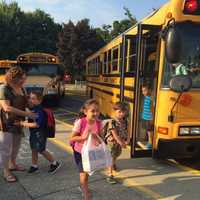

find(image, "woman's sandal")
[4,175,17,183]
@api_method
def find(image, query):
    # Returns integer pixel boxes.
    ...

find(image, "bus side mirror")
[169,75,192,93]
[165,27,182,63]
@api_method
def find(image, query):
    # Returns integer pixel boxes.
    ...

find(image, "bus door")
[131,24,161,158]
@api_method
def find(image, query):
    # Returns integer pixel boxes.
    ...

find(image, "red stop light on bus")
[184,0,199,14]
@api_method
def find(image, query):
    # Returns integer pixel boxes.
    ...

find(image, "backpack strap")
[96,120,101,134]
[79,117,101,135]
[79,117,87,135]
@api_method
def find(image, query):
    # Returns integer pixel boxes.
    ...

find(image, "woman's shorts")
[30,132,47,153]
[0,131,12,168]
[73,150,83,172]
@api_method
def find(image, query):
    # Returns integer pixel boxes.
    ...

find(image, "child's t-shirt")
[28,104,46,135]
[72,118,103,153]
[105,118,128,144]
[141,96,153,121]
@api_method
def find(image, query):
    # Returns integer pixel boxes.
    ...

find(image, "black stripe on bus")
[86,72,135,78]
[88,85,134,103]
[116,94,134,103]
[87,80,134,91]
[88,85,114,96]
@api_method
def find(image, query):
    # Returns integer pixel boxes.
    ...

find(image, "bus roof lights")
[184,0,198,14]
[166,12,173,19]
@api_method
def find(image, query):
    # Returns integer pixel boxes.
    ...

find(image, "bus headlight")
[191,127,200,134]
[179,127,190,135]
[47,89,57,95]
[179,127,200,135]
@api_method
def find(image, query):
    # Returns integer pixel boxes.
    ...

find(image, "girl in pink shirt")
[70,99,102,200]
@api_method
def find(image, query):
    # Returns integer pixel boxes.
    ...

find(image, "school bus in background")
[86,0,200,159]
[17,52,65,106]
[0,60,17,83]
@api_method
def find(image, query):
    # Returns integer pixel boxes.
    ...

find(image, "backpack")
[70,117,101,148]
[43,108,56,138]
[101,119,113,144]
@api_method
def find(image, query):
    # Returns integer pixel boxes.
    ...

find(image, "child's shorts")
[108,142,122,160]
[30,132,47,153]
[142,120,154,132]
[73,150,83,172]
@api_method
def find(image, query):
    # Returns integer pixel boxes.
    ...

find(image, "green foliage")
[0,1,61,59]
[123,7,137,25]
[96,8,137,42]
[57,19,105,79]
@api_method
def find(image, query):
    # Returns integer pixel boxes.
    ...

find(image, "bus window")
[108,50,111,74]
[162,23,200,88]
[112,47,119,72]
[103,52,107,74]
[97,56,102,74]
[128,38,137,72]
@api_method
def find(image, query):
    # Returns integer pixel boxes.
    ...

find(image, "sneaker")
[106,175,117,184]
[48,161,61,174]
[28,166,39,173]
[146,143,152,149]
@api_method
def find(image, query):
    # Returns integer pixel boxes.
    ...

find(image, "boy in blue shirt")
[18,91,61,173]
[141,85,154,149]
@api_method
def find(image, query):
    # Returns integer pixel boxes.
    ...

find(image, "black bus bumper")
[153,138,200,159]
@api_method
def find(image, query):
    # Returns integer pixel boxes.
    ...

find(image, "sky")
[6,0,168,27]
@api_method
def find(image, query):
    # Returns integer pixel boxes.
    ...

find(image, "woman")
[0,67,35,182]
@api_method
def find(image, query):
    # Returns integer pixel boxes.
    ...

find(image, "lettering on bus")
[30,56,47,62]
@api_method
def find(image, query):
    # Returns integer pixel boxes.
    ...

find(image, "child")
[105,102,129,184]
[141,84,154,149]
[70,99,103,200]
[18,91,61,174]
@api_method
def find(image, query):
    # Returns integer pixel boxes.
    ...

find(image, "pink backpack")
[70,117,101,148]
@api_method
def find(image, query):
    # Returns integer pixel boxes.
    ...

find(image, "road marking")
[56,108,78,116]
[49,138,73,154]
[55,118,73,128]
[167,159,200,176]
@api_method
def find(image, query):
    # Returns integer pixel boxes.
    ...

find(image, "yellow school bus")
[17,52,65,106]
[86,0,200,159]
[0,60,17,83]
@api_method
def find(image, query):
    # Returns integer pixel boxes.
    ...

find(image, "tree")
[95,8,137,43]
[0,1,61,59]
[0,1,23,59]
[123,7,137,25]
[111,19,133,39]
[57,21,76,75]
[57,19,104,79]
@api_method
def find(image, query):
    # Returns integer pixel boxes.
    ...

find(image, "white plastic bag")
[82,133,112,173]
